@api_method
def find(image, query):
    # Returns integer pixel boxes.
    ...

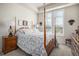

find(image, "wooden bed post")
[15,17,16,34]
[44,4,46,48]
[54,25,56,46]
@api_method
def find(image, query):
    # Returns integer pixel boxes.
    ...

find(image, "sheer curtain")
[38,9,64,34]
[53,9,64,36]
[46,12,52,32]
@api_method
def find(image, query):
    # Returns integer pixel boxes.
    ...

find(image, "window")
[54,10,64,35]
[38,9,64,35]
[46,12,52,32]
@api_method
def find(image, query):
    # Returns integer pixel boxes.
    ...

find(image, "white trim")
[39,3,76,13]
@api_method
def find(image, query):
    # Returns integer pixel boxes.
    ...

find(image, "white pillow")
[34,28,40,32]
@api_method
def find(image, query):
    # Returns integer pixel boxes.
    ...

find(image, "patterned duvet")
[16,29,53,56]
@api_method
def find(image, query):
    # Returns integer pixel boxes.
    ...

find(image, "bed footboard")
[46,39,56,55]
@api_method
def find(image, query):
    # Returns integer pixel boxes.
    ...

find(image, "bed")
[16,27,54,56]
[14,5,56,55]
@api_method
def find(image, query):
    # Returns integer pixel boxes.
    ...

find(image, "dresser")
[2,36,17,54]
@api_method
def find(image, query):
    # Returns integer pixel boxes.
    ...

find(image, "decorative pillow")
[18,29,25,34]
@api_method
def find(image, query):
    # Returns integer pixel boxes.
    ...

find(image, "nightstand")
[2,36,17,54]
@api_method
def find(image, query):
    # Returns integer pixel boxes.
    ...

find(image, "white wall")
[57,4,79,44]
[0,3,37,49]
[0,3,79,49]
[64,4,79,38]
[38,4,79,44]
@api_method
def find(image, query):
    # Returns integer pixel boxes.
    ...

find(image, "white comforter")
[16,29,53,56]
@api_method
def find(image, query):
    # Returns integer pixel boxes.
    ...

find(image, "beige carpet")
[0,49,30,56]
[4,49,27,56]
[0,44,72,56]
[50,44,72,56]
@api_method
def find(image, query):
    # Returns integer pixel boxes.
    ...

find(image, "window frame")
[54,9,64,36]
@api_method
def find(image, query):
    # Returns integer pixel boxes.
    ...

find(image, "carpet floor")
[0,44,72,56]
[50,44,72,56]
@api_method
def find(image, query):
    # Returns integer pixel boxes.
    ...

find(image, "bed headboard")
[14,17,35,35]
[15,27,29,33]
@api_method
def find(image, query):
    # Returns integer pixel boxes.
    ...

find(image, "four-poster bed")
[44,4,46,48]
[43,3,56,55]
[14,4,56,56]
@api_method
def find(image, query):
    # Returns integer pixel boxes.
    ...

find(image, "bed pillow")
[34,28,40,32]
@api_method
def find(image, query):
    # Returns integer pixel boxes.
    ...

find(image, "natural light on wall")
[46,9,64,36]
[55,9,64,36]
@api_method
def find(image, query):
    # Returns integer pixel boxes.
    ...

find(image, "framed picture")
[23,20,28,26]
[18,20,28,26]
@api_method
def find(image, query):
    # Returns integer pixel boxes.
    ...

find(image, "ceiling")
[20,3,52,12]
[19,3,76,13]
[26,3,44,8]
